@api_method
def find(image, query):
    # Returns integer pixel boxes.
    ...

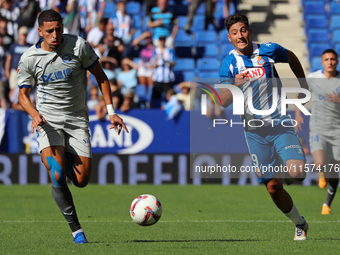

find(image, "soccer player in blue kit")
[219,14,309,240]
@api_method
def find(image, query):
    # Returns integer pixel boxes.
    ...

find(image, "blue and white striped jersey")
[151,47,175,83]
[219,42,289,129]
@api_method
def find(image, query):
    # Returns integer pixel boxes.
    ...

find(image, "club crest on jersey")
[257,56,265,66]
[241,67,265,81]
[62,55,72,63]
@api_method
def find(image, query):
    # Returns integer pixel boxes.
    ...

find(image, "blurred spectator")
[9,87,23,110]
[109,0,136,48]
[109,77,124,109]
[18,0,41,30]
[184,0,217,32]
[120,92,140,112]
[88,0,105,27]
[163,88,182,119]
[176,82,191,110]
[145,0,157,16]
[87,85,99,110]
[87,18,107,49]
[117,57,138,97]
[96,23,124,64]
[65,0,105,37]
[0,33,6,108]
[95,95,107,120]
[151,35,175,106]
[0,0,20,40]
[132,31,155,93]
[5,26,31,99]
[148,0,178,48]
[0,15,13,52]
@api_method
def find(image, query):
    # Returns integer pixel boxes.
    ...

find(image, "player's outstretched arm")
[89,61,129,134]
[220,71,249,108]
[18,87,46,133]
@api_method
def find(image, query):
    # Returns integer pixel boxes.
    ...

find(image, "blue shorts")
[245,124,306,182]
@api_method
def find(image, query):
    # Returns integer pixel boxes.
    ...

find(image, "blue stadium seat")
[175,46,193,58]
[103,2,115,19]
[310,56,322,72]
[183,71,196,82]
[126,2,141,15]
[143,16,150,31]
[177,16,188,30]
[308,42,332,61]
[196,3,206,14]
[330,15,340,31]
[304,15,328,33]
[192,15,215,31]
[219,30,230,45]
[214,2,225,19]
[132,29,142,40]
[133,15,142,29]
[220,43,235,59]
[329,1,340,15]
[335,43,340,56]
[307,29,329,46]
[195,44,219,58]
[174,30,194,46]
[195,31,217,46]
[173,58,195,71]
[333,29,340,44]
[303,1,326,18]
[198,72,220,79]
[197,58,220,72]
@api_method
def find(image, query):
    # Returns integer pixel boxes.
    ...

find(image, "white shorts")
[37,108,92,158]
[137,66,153,77]
[309,130,340,161]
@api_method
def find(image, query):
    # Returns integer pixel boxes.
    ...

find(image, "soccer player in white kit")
[295,49,340,215]
[17,10,128,244]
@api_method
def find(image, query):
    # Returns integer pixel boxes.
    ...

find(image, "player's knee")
[266,181,283,197]
[47,156,65,187]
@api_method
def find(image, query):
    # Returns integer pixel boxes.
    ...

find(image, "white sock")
[72,228,84,238]
[284,204,305,225]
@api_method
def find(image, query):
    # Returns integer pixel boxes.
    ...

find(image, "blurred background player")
[295,49,340,215]
[17,10,128,244]
[219,13,309,240]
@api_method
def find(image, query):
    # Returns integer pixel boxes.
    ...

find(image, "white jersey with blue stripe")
[17,34,99,114]
[219,42,289,130]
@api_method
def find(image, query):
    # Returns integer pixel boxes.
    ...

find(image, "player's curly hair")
[38,9,62,27]
[224,13,249,31]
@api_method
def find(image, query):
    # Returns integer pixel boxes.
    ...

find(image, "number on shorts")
[311,135,319,143]
[251,154,259,167]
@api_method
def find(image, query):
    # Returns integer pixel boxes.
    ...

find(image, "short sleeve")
[261,42,288,63]
[17,56,33,88]
[80,38,99,70]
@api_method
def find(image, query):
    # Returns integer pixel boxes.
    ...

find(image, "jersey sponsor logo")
[241,67,265,81]
[42,68,72,83]
[257,56,265,66]
[284,144,301,150]
[62,55,72,63]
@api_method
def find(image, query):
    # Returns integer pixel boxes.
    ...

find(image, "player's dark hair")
[322,49,338,59]
[38,9,62,26]
[225,13,249,31]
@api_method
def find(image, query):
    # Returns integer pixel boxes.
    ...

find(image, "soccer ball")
[130,194,162,226]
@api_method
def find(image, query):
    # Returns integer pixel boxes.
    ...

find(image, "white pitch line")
[1,220,340,223]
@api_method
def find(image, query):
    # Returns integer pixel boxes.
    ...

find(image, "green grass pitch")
[1,184,339,254]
